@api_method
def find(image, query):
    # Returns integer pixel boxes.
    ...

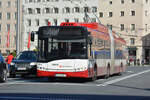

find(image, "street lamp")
[16,0,20,55]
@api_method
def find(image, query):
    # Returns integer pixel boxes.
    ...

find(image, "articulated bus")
[33,22,127,81]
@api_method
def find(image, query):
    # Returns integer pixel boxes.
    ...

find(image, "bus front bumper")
[37,70,89,78]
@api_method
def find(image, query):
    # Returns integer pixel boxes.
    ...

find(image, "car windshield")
[16,51,37,60]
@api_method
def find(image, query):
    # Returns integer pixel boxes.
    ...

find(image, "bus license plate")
[17,67,26,70]
[55,74,66,77]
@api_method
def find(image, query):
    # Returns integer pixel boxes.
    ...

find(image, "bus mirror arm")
[31,31,37,42]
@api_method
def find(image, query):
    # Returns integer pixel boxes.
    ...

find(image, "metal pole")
[16,0,20,55]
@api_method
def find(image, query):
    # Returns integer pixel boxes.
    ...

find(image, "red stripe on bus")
[37,69,89,78]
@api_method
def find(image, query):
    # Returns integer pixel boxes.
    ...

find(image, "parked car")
[0,53,7,82]
[10,51,37,78]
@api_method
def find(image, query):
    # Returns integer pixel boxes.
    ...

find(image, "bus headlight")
[10,62,15,66]
[30,62,36,66]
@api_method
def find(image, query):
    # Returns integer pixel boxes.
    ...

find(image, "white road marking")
[127,71,133,73]
[97,69,150,86]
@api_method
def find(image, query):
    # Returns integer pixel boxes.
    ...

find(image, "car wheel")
[10,73,16,78]
[0,69,7,83]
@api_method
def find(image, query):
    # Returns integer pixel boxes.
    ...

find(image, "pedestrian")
[141,58,144,66]
[137,59,140,66]
[5,53,14,73]
[134,59,136,66]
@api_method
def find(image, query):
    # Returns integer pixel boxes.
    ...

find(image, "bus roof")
[60,22,126,44]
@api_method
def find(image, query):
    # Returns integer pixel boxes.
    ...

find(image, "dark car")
[10,51,37,78]
[0,53,7,82]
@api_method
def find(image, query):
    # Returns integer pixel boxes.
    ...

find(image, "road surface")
[0,66,150,100]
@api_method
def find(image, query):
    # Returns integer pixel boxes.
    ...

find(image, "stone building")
[98,0,150,61]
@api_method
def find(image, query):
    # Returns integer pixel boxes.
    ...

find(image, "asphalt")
[0,66,150,100]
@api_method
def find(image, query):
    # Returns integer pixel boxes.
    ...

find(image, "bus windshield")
[38,38,87,62]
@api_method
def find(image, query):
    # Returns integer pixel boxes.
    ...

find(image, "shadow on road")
[110,84,150,92]
[0,93,150,100]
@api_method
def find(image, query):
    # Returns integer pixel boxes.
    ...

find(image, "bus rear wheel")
[104,67,110,79]
[118,63,123,76]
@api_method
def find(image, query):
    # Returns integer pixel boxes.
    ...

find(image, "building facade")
[23,0,99,50]
[0,0,23,56]
[98,0,150,61]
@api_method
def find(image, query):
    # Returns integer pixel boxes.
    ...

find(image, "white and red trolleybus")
[34,22,127,81]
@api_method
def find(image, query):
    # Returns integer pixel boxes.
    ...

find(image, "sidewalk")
[127,64,150,67]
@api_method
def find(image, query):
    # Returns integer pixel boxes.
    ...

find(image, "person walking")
[5,53,14,73]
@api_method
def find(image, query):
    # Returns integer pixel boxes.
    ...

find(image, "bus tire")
[104,66,110,79]
[91,66,97,81]
[118,63,123,76]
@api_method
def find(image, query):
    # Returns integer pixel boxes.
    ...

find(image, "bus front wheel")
[91,67,97,81]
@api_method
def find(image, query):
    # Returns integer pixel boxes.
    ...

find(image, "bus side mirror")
[31,32,35,41]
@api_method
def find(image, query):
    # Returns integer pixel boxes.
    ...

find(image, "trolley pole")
[16,0,20,55]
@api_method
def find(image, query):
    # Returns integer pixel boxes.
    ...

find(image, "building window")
[107,24,112,30]
[131,11,135,16]
[120,11,124,16]
[15,12,17,19]
[121,0,124,4]
[27,19,31,26]
[146,0,148,3]
[53,19,57,26]
[74,18,79,22]
[0,2,2,8]
[109,1,112,4]
[65,19,69,22]
[15,1,17,7]
[92,7,97,13]
[131,0,135,3]
[0,24,1,31]
[29,0,33,3]
[84,7,89,13]
[28,8,33,14]
[130,38,135,45]
[36,8,41,14]
[109,12,113,17]
[36,19,39,26]
[131,24,135,31]
[91,18,96,22]
[37,0,41,2]
[74,7,80,13]
[99,12,103,17]
[7,24,10,31]
[65,7,70,13]
[0,35,1,44]
[54,7,59,13]
[0,13,2,20]
[145,24,147,31]
[6,50,10,55]
[14,36,16,45]
[7,13,11,20]
[7,1,11,7]
[145,10,148,16]
[45,19,49,25]
[45,8,50,13]
[15,24,17,31]
[120,24,124,31]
